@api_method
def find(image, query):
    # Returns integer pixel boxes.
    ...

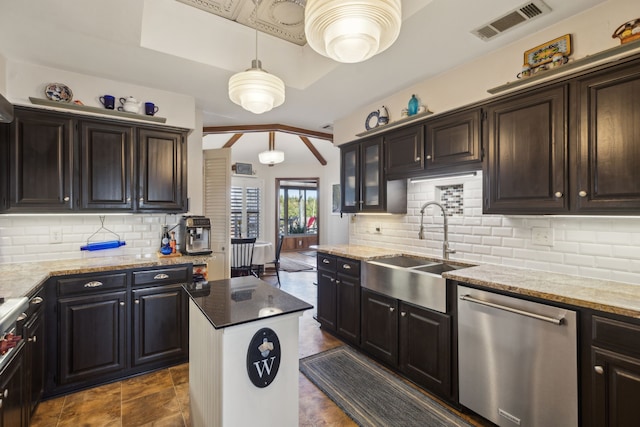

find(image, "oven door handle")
[459,294,564,325]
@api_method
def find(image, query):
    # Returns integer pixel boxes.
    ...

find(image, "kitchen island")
[184,276,312,427]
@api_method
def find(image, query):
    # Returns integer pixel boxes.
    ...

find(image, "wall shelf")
[488,39,640,94]
[356,110,433,138]
[29,97,167,123]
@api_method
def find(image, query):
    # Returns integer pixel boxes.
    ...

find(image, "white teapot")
[118,96,141,113]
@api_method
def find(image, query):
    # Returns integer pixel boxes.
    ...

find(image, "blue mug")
[145,102,159,116]
[99,95,115,110]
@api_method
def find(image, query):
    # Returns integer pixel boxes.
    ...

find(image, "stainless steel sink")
[362,257,467,313]
[370,255,434,268]
[412,263,463,275]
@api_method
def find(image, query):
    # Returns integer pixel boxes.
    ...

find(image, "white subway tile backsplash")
[564,253,597,267]
[579,243,613,257]
[0,214,170,264]
[350,175,640,285]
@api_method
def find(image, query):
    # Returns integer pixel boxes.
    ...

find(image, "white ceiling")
[0,0,605,162]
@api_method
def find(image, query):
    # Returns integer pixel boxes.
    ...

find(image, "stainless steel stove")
[0,297,28,371]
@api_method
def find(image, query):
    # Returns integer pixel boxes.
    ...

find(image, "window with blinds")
[230,184,261,238]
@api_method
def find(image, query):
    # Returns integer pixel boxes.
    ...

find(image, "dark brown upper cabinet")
[384,124,424,179]
[573,61,640,213]
[425,108,482,173]
[483,84,569,214]
[341,136,406,214]
[3,106,188,213]
[8,109,75,212]
[80,120,135,210]
[137,128,187,212]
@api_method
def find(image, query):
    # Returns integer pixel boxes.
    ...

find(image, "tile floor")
[30,251,488,426]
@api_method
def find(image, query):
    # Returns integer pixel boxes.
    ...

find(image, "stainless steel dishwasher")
[457,285,578,427]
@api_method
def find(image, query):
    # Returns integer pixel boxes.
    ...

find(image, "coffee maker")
[179,216,212,255]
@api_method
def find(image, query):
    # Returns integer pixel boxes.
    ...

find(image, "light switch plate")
[532,227,553,246]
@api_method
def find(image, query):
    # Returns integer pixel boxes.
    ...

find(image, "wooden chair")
[262,235,284,287]
[230,237,257,277]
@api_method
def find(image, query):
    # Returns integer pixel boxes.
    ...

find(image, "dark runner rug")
[300,346,473,427]
[280,258,315,272]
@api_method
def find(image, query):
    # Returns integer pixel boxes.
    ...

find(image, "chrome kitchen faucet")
[418,201,456,260]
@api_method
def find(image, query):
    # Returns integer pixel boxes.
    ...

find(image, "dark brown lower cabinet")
[592,348,640,426]
[316,253,361,345]
[361,289,453,400]
[58,291,127,385]
[45,265,191,397]
[399,302,452,398]
[361,289,398,366]
[132,284,188,366]
[316,268,337,331]
[589,313,640,427]
[336,272,360,345]
[0,343,26,427]
[23,294,45,423]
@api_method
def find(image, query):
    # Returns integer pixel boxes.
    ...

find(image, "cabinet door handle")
[594,365,604,375]
[3,389,7,398]
[139,197,144,203]
[415,156,421,161]
[28,336,37,343]
[32,296,44,305]
[135,299,140,304]
[578,191,587,197]
[401,311,407,317]
[554,192,563,198]
[154,273,169,280]
[389,307,395,312]
[63,196,70,202]
[322,259,330,264]
[126,197,131,202]
[342,264,351,270]
[119,301,125,306]
[335,280,341,284]
[84,281,103,288]
[426,155,432,160]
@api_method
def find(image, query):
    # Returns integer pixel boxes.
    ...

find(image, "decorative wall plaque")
[246,327,281,388]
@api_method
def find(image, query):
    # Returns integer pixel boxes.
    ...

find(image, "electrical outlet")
[532,227,553,246]
[50,227,63,244]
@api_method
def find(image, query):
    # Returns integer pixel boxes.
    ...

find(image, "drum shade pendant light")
[304,0,402,63]
[259,131,285,165]
[229,28,285,114]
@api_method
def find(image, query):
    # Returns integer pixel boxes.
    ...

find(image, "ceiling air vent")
[472,0,551,41]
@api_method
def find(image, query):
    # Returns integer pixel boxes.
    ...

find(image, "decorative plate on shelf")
[44,83,73,102]
[524,34,572,67]
[365,110,379,131]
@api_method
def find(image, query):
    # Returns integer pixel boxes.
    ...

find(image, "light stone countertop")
[311,244,403,261]
[444,264,640,319]
[0,254,212,299]
[314,244,640,319]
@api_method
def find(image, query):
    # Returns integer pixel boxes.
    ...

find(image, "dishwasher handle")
[460,294,564,325]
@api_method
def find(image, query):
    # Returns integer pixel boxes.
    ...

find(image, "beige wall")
[0,54,6,95]
[333,0,639,145]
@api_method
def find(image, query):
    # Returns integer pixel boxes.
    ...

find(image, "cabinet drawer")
[317,254,336,271]
[337,258,360,277]
[592,315,640,357]
[132,266,190,287]
[57,273,127,296]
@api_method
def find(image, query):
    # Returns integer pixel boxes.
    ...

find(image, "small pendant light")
[229,5,285,114]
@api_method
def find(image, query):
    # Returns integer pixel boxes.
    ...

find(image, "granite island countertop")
[314,244,640,319]
[0,254,213,299]
[184,276,313,329]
